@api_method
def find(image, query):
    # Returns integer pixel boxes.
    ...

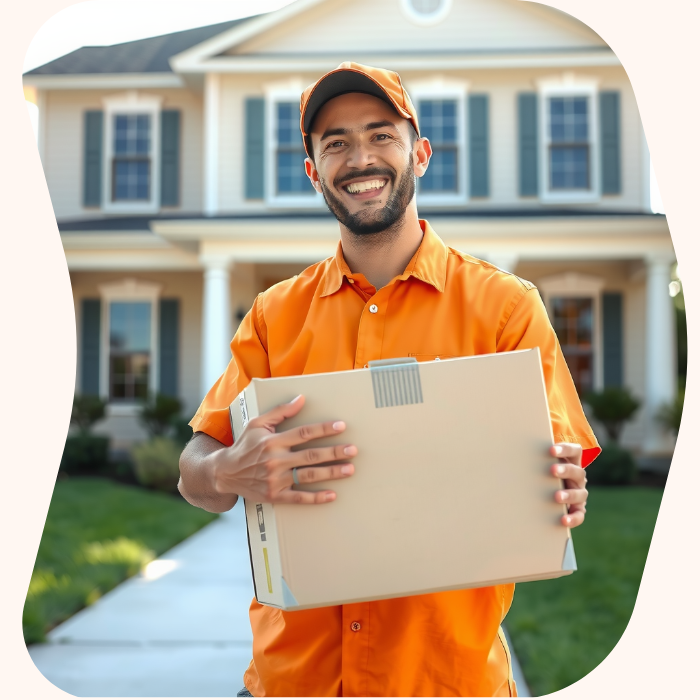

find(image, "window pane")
[110,302,151,352]
[419,99,457,145]
[114,114,151,155]
[277,150,314,194]
[420,147,458,193]
[549,97,588,144]
[277,102,303,147]
[114,160,150,200]
[550,146,589,189]
[551,297,594,395]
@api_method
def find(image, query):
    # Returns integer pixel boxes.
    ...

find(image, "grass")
[23,477,217,645]
[506,486,663,696]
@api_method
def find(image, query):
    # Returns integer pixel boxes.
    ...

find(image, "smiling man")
[179,63,600,697]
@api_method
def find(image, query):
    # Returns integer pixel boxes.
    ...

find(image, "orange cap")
[300,62,420,156]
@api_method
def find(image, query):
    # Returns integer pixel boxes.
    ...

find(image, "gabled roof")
[24,17,258,75]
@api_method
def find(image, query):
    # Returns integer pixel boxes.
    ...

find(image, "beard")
[318,159,416,237]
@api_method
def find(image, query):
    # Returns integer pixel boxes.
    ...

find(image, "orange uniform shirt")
[190,220,600,697]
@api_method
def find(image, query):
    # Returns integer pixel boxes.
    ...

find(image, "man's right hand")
[207,394,356,505]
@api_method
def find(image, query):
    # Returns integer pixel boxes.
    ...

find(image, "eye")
[326,140,345,150]
[374,133,392,141]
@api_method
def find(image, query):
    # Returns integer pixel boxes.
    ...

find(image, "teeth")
[345,179,386,194]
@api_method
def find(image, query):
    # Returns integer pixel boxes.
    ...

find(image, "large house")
[23,0,677,459]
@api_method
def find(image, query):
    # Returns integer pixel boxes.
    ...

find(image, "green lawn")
[23,477,217,644]
[506,486,663,696]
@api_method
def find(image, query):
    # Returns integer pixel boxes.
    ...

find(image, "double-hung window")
[548,97,590,191]
[418,99,459,194]
[275,102,314,198]
[112,114,151,201]
[550,297,594,396]
[108,301,152,401]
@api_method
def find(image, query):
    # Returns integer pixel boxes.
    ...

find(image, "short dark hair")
[306,121,419,163]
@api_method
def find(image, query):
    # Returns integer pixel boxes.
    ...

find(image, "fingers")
[550,443,582,465]
[278,419,349,447]
[555,486,588,506]
[290,463,355,486]
[551,462,587,488]
[275,488,338,505]
[561,508,586,529]
[249,395,306,432]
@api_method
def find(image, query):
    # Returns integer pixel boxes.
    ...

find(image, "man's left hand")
[550,443,588,529]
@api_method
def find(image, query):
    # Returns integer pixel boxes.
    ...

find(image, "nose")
[345,140,376,170]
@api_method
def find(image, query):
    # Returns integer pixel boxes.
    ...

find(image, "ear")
[305,158,324,194]
[412,137,432,178]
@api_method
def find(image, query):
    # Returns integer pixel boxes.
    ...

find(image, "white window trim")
[401,0,453,26]
[101,91,163,214]
[98,278,162,407]
[538,272,605,391]
[265,85,324,209]
[537,75,600,205]
[408,80,469,207]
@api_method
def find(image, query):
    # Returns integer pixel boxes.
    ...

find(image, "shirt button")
[348,279,355,284]
[350,621,361,632]
[369,304,378,314]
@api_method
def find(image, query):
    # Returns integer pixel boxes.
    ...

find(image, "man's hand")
[550,443,588,529]
[208,394,356,505]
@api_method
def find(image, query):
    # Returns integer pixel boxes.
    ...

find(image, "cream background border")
[1,0,696,697]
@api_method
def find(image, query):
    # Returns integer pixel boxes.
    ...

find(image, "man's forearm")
[178,432,239,513]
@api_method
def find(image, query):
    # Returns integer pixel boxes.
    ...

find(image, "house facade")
[24,0,676,457]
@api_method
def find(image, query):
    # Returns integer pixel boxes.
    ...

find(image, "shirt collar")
[320,219,447,297]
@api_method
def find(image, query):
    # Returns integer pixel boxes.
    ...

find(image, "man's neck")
[339,206,425,290]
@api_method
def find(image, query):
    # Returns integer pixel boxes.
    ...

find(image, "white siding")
[229,0,606,55]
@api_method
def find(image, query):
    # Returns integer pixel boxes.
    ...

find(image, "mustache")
[334,167,395,188]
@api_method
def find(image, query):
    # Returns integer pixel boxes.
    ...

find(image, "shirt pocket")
[408,353,457,362]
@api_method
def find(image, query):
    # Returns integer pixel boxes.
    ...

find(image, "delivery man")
[179,63,600,697]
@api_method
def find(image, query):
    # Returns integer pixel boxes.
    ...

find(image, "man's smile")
[340,177,390,201]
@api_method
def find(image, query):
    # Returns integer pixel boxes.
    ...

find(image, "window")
[537,76,600,203]
[401,0,452,25]
[548,97,589,190]
[418,100,459,194]
[275,102,314,196]
[551,297,594,396]
[112,114,151,201]
[109,302,151,401]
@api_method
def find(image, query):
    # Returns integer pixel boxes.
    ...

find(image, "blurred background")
[22,0,682,696]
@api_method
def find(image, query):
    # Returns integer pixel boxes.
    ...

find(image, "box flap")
[562,537,577,571]
[281,578,299,608]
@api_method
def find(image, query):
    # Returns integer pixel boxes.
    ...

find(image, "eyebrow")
[320,120,399,141]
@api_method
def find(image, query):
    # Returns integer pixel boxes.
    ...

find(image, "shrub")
[60,434,110,475]
[71,395,107,432]
[657,389,685,435]
[585,443,637,486]
[131,437,182,492]
[170,415,194,447]
[139,393,183,437]
[584,387,641,443]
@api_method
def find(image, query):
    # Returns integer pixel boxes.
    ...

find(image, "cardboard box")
[229,349,576,611]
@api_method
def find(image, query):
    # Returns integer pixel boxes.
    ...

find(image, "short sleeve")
[189,294,271,446]
[497,287,601,467]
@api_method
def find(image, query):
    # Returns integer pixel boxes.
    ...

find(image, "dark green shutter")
[600,91,621,195]
[518,94,538,196]
[159,299,179,397]
[83,111,103,207]
[602,292,623,387]
[160,110,181,206]
[245,98,265,199]
[469,95,489,197]
[81,299,101,396]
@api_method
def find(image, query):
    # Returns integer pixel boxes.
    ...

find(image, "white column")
[643,256,676,453]
[201,261,232,396]
[487,254,520,274]
[203,73,220,217]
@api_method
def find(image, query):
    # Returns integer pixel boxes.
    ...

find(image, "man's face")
[305,93,428,236]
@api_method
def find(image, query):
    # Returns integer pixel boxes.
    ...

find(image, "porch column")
[643,256,676,453]
[201,260,232,397]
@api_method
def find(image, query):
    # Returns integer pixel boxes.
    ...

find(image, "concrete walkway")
[29,502,530,697]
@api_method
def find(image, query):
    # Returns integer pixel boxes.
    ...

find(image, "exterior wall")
[229,0,606,55]
[216,65,646,214]
[44,88,204,221]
